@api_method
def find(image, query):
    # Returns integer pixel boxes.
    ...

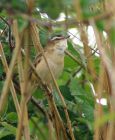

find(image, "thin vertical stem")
[16,28,30,140]
[0,20,21,114]
[0,43,21,117]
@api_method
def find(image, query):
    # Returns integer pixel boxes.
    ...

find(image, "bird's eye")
[56,35,62,37]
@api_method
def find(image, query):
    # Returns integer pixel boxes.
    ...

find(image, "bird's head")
[46,35,69,55]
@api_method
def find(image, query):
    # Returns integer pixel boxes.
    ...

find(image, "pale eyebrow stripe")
[51,36,64,41]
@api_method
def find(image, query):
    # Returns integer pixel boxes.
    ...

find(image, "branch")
[20,11,112,28]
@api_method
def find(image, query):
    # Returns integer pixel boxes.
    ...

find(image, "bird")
[29,34,69,91]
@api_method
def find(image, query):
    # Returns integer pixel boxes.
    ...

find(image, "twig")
[22,28,31,140]
[0,16,14,51]
[0,20,21,114]
[0,42,21,117]
[16,29,30,140]
[20,9,112,28]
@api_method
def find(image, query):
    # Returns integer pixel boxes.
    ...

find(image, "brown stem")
[0,20,21,114]
[0,43,21,117]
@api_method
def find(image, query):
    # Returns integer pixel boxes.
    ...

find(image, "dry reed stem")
[16,98,28,140]
[0,20,21,114]
[94,63,105,140]
[80,26,97,83]
[74,0,97,87]
[22,29,31,140]
[90,20,115,96]
[46,92,66,140]
[30,22,75,140]
[16,30,25,140]
[49,106,61,140]
[91,20,115,140]
[23,106,30,140]
[0,43,21,117]
[106,105,115,140]
[46,113,55,140]
[30,23,40,53]
[16,29,31,140]
[74,0,82,21]
[91,19,112,70]
[18,49,24,94]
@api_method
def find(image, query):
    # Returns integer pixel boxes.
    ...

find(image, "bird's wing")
[29,50,47,79]
[33,52,43,67]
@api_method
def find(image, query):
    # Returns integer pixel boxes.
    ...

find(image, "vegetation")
[0,0,115,140]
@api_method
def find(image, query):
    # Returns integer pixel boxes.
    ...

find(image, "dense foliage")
[0,0,115,140]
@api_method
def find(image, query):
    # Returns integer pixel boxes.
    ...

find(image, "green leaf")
[0,128,14,139]
[5,112,18,123]
[57,71,70,85]
[64,55,77,71]
[33,88,45,100]
[29,117,48,140]
[69,78,94,121]
[60,85,74,101]
[1,122,16,136]
[0,18,6,29]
